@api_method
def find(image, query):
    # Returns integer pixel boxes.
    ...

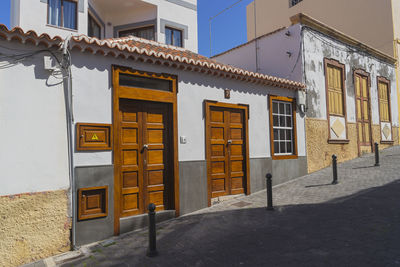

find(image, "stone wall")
[0,190,71,267]
[306,118,358,173]
[306,118,399,173]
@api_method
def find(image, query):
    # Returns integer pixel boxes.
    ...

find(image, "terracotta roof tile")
[0,24,306,90]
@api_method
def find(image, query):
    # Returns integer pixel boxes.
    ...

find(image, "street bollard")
[332,154,338,185]
[146,203,158,257]
[266,173,274,210]
[374,142,380,167]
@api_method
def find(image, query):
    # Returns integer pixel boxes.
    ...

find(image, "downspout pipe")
[61,34,77,250]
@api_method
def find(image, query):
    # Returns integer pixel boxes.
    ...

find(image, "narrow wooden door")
[117,99,170,218]
[355,75,372,154]
[208,106,246,198]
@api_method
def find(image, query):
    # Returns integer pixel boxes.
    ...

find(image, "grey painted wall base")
[74,165,114,247]
[271,156,308,186]
[120,210,176,234]
[179,160,208,215]
[250,156,307,192]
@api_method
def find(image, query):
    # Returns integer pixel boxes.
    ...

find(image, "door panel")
[208,106,246,198]
[117,99,170,217]
[355,74,372,154]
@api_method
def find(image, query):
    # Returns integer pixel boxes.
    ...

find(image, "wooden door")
[117,99,171,218]
[355,75,372,154]
[208,106,246,199]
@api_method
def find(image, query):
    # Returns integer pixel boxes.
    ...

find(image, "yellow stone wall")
[306,118,399,173]
[371,125,399,149]
[306,118,358,173]
[0,190,71,267]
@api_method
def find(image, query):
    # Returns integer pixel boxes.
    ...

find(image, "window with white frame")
[270,96,297,158]
[48,0,77,30]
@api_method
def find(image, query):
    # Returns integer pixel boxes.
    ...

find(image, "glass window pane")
[48,0,61,26]
[286,130,292,141]
[285,103,291,114]
[88,14,101,39]
[119,73,172,91]
[63,0,77,29]
[280,142,286,153]
[119,26,155,40]
[274,142,280,154]
[273,102,278,113]
[280,116,286,127]
[165,28,172,45]
[279,129,285,140]
[286,142,292,153]
[286,116,292,127]
[273,129,279,140]
[279,103,285,114]
[173,29,182,47]
[273,115,279,127]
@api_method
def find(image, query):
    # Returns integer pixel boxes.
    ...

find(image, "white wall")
[70,50,306,167]
[0,41,70,196]
[13,0,88,38]
[214,24,303,82]
[156,0,198,52]
[303,28,399,126]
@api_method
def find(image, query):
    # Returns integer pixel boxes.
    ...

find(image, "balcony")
[88,0,157,40]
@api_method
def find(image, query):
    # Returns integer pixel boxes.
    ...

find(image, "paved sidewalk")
[60,146,400,267]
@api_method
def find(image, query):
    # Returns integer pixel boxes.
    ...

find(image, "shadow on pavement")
[64,180,400,267]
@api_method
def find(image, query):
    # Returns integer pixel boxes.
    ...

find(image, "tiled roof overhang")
[0,24,306,90]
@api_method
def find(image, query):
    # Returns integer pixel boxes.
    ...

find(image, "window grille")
[290,0,303,7]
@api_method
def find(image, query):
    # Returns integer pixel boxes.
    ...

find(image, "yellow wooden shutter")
[378,82,390,122]
[327,65,344,116]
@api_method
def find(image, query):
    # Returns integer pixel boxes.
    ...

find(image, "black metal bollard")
[374,142,380,167]
[332,154,338,185]
[266,173,274,210]
[146,203,158,257]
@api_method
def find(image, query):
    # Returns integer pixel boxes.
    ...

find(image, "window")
[118,26,155,41]
[378,77,391,122]
[88,13,101,39]
[325,59,345,116]
[270,96,297,159]
[290,0,303,7]
[48,0,77,30]
[165,27,183,47]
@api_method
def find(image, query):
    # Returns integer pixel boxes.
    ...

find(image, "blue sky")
[0,0,252,57]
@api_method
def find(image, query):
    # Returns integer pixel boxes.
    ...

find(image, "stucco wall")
[0,190,70,267]
[214,24,303,82]
[12,0,88,38]
[0,41,70,196]
[70,51,306,167]
[246,0,394,56]
[303,28,398,126]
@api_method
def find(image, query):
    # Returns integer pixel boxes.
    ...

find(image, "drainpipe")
[61,34,77,250]
[393,39,400,143]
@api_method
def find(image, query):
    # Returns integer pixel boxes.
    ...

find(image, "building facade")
[215,14,398,173]
[0,3,307,265]
[246,0,400,146]
[11,0,198,52]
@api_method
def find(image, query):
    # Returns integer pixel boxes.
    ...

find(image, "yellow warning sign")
[92,134,99,140]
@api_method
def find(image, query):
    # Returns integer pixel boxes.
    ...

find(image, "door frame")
[353,69,373,156]
[204,100,250,207]
[112,65,179,235]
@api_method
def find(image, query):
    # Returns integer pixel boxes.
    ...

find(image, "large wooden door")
[117,99,171,217]
[355,74,372,154]
[208,106,247,199]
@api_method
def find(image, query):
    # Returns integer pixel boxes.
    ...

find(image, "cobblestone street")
[61,146,400,267]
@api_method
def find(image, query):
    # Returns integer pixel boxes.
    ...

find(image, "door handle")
[227,140,232,145]
[143,144,149,149]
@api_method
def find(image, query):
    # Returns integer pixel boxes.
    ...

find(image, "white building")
[10,0,198,52]
[0,2,308,266]
[214,14,399,173]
